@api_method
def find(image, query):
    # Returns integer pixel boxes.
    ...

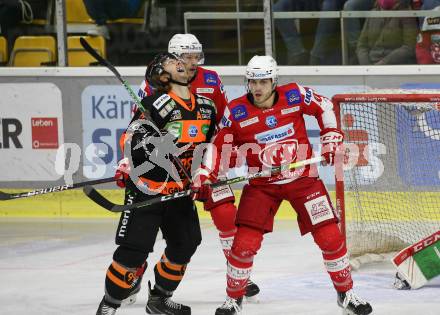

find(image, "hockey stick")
[79,37,192,182]
[83,156,324,212]
[0,177,115,201]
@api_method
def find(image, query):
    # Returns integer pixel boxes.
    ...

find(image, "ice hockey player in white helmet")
[194,55,373,315]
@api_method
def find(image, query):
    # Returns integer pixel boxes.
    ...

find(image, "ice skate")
[96,296,118,315]
[145,282,191,315]
[121,279,142,305]
[244,279,260,298]
[215,296,243,315]
[393,272,411,290]
[337,290,373,315]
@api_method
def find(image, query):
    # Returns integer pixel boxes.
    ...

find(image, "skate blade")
[244,295,260,304]
[342,310,373,315]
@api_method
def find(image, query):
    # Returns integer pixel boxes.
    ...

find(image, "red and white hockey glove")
[190,167,214,202]
[320,128,344,166]
[114,157,131,188]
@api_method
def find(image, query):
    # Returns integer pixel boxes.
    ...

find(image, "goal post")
[332,90,440,265]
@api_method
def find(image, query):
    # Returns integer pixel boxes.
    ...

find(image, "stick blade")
[83,186,122,212]
[0,191,12,201]
[80,37,118,77]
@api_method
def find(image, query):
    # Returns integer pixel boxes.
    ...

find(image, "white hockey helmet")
[245,55,278,90]
[168,33,204,65]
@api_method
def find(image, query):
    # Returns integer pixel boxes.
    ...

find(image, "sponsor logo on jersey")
[258,138,298,168]
[304,195,334,225]
[152,94,171,110]
[285,89,301,106]
[188,125,198,137]
[265,115,277,128]
[231,105,248,121]
[201,124,210,135]
[221,115,232,128]
[199,111,212,120]
[197,97,214,106]
[304,89,313,105]
[165,103,174,112]
[158,101,175,118]
[239,116,259,128]
[170,110,182,121]
[204,73,218,86]
[281,106,300,115]
[199,107,213,119]
[196,87,215,94]
[159,108,169,118]
[165,121,183,138]
[199,107,212,114]
[211,185,234,202]
[255,123,294,143]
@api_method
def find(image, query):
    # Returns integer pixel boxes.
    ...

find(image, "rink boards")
[1,189,439,221]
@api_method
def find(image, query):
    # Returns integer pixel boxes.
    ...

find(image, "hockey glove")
[191,167,214,202]
[114,157,131,188]
[320,128,344,166]
[190,183,213,202]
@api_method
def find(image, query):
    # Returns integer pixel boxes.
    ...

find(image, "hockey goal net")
[332,90,440,265]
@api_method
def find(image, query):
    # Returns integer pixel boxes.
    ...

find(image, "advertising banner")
[0,83,64,181]
[82,85,136,179]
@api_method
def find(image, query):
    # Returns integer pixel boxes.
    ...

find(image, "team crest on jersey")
[285,89,301,106]
[188,125,198,138]
[258,139,298,168]
[266,115,277,128]
[204,73,218,86]
[231,105,248,121]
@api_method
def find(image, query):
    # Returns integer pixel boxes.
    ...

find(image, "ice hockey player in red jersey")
[115,33,260,306]
[138,33,228,124]
[194,55,373,315]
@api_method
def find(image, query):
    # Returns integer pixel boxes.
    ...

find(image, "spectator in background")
[83,0,144,40]
[0,0,48,34]
[0,0,34,33]
[342,0,376,63]
[416,6,440,63]
[421,0,440,9]
[356,0,418,65]
[419,0,440,24]
[273,0,347,65]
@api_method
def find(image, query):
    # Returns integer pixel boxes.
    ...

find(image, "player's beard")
[253,90,274,108]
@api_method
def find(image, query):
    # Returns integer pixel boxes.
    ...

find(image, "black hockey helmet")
[145,52,180,90]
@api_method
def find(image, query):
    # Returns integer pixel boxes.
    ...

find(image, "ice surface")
[0,219,439,315]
